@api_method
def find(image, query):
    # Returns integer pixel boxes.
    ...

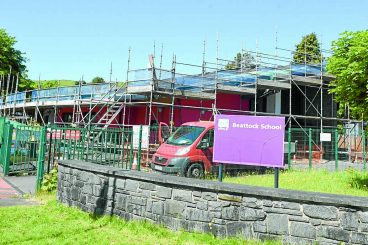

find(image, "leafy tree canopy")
[225,52,255,70]
[41,80,58,89]
[0,28,30,92]
[293,33,322,64]
[327,30,368,120]
[75,80,86,85]
[91,76,105,84]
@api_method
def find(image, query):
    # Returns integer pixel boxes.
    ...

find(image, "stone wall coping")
[59,160,368,209]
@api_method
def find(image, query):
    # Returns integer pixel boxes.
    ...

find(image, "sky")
[1,0,368,82]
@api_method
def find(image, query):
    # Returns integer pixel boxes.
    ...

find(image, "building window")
[62,113,73,123]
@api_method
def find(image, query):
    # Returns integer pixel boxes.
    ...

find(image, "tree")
[327,30,368,120]
[19,79,36,91]
[91,76,105,84]
[293,33,322,64]
[0,28,29,92]
[74,80,86,85]
[225,52,255,70]
[42,80,58,89]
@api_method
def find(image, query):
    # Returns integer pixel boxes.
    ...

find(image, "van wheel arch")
[185,162,204,178]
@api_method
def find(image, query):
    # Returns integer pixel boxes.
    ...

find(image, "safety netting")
[1,64,328,105]
[5,92,26,104]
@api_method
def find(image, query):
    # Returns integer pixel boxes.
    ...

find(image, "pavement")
[0,175,38,207]
[3,175,37,195]
[0,178,19,198]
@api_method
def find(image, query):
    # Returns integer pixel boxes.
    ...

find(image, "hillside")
[31,80,77,89]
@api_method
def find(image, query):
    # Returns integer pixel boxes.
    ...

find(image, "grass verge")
[0,192,279,245]
[223,168,368,197]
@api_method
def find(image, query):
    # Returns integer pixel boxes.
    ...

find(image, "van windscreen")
[166,126,205,146]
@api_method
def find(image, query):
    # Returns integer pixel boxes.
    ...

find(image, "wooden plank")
[217,84,256,95]
[257,79,291,90]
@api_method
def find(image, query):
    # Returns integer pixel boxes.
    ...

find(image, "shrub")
[347,168,368,190]
[41,167,58,192]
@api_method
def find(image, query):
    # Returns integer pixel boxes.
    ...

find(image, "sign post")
[218,163,223,182]
[133,125,149,149]
[274,168,279,188]
[214,115,285,187]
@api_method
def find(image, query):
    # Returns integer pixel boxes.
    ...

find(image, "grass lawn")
[0,193,279,245]
[223,169,368,197]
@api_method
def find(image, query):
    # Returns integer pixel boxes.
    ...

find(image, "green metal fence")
[2,119,368,192]
[44,125,136,171]
[0,123,42,175]
[0,121,46,191]
[0,122,148,191]
[287,127,367,171]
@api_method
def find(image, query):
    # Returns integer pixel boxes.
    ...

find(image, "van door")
[196,129,214,172]
[158,122,171,145]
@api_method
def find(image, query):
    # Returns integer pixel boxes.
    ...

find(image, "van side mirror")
[197,139,209,149]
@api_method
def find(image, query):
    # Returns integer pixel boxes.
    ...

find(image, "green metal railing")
[2,121,368,192]
[287,127,367,171]
[0,122,13,175]
[36,127,46,191]
[0,123,42,175]
[44,125,136,170]
[0,122,150,192]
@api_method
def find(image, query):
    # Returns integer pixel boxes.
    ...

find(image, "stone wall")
[58,160,368,244]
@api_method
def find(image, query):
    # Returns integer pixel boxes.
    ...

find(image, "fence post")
[81,128,86,161]
[3,123,13,176]
[335,129,339,171]
[288,127,291,170]
[129,130,133,169]
[36,127,47,192]
[308,128,312,170]
[137,125,142,171]
[0,121,5,171]
[363,130,366,171]
[0,117,5,144]
[47,128,53,174]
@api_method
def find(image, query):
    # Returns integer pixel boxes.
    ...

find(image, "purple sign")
[213,115,285,168]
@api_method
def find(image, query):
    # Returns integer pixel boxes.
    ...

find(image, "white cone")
[132,152,137,170]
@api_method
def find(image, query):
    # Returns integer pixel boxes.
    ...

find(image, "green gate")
[0,123,42,175]
[0,119,47,191]
[44,125,136,171]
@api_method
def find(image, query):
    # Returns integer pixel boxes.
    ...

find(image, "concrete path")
[0,178,19,198]
[0,176,38,207]
[4,175,37,195]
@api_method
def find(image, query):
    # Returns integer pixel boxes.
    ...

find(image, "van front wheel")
[186,163,204,178]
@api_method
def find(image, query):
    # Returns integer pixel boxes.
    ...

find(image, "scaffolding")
[119,40,363,166]
[121,42,350,128]
[0,46,356,126]
[0,39,364,166]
